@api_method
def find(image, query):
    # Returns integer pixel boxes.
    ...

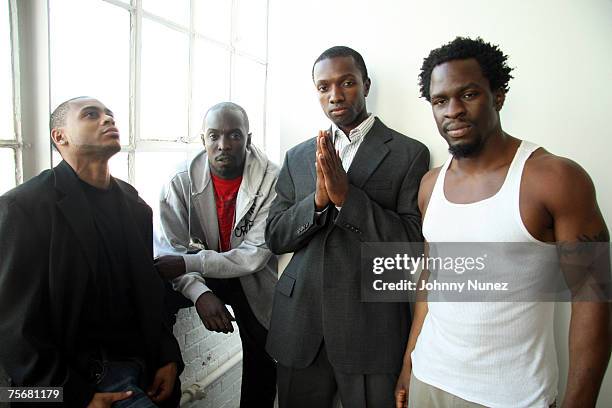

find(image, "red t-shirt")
[211,173,242,252]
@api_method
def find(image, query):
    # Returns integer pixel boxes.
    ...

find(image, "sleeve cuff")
[172,275,211,304]
[184,280,211,304]
[182,253,203,274]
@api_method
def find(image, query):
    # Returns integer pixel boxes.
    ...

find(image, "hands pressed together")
[314,130,349,210]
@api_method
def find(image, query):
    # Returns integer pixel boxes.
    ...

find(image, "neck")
[210,166,244,180]
[338,110,369,136]
[452,129,519,174]
[65,155,112,189]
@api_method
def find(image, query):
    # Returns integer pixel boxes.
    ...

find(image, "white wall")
[267,0,612,405]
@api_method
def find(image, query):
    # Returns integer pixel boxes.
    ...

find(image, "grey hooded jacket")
[155,145,279,328]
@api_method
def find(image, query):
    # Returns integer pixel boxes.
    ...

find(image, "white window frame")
[94,0,270,184]
[2,0,23,188]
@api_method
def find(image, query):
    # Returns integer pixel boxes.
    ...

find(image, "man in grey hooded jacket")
[154,102,279,407]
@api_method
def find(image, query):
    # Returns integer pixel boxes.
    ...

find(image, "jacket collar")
[189,145,268,200]
[53,160,99,280]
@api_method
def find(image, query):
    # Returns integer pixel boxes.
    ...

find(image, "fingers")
[395,389,408,408]
[151,382,172,403]
[220,307,235,333]
[105,390,133,403]
[147,374,163,400]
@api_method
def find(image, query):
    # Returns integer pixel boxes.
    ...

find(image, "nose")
[103,113,115,126]
[329,84,345,104]
[217,135,231,150]
[444,97,466,119]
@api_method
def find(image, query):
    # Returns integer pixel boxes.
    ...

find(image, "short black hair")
[419,37,513,101]
[312,46,369,82]
[203,101,249,132]
[49,96,90,151]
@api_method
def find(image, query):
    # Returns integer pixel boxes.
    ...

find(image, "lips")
[445,123,472,138]
[102,127,120,138]
[329,107,349,116]
[216,155,234,162]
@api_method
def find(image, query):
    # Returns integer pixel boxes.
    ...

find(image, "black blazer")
[265,118,430,373]
[0,161,183,407]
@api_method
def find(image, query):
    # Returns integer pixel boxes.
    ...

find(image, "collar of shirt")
[331,113,375,146]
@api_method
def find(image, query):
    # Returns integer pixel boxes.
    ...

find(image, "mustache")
[443,121,472,132]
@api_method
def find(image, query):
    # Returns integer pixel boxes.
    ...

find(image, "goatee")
[448,140,484,158]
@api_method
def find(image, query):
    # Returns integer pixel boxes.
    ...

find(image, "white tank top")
[411,141,559,407]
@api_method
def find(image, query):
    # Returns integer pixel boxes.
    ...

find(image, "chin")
[448,141,484,158]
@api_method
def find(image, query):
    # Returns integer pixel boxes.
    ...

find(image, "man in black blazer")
[0,97,183,407]
[265,46,430,407]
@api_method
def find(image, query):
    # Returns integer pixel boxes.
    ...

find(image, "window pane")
[109,151,129,182]
[134,151,193,214]
[193,0,231,44]
[140,19,188,141]
[234,0,267,59]
[232,56,266,147]
[0,148,16,194]
[0,0,14,141]
[142,0,189,27]
[191,40,230,142]
[49,0,130,145]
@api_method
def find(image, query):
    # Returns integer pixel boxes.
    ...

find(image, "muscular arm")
[539,157,611,407]
[395,168,439,407]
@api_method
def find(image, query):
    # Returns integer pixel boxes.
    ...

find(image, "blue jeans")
[96,360,157,408]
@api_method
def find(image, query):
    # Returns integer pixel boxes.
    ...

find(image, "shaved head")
[203,102,249,133]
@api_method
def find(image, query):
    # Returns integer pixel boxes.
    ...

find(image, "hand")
[394,366,411,408]
[154,255,186,280]
[315,130,330,210]
[147,362,178,403]
[87,391,133,408]
[318,131,349,206]
[195,292,235,333]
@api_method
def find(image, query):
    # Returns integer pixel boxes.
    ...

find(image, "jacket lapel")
[306,139,317,182]
[53,161,98,279]
[115,180,163,363]
[346,118,391,188]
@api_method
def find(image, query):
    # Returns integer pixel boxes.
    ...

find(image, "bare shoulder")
[418,166,443,216]
[524,148,597,213]
[526,148,595,196]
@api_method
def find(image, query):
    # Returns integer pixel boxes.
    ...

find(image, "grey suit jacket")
[265,118,430,374]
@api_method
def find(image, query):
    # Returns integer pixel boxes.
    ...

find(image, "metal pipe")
[180,351,243,406]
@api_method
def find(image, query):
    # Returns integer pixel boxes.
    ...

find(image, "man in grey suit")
[265,46,430,407]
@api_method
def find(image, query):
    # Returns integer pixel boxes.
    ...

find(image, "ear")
[247,132,252,148]
[494,89,506,111]
[50,127,67,148]
[363,77,371,97]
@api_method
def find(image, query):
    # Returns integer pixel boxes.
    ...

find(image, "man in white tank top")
[394,37,611,408]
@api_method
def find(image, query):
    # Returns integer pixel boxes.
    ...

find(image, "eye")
[84,111,99,118]
[342,80,355,87]
[432,99,447,106]
[463,91,478,100]
[208,133,219,141]
[317,85,328,92]
[230,132,242,139]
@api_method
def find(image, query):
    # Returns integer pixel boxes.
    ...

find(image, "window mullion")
[129,0,142,184]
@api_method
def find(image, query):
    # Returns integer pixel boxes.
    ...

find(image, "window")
[0,0,20,195]
[49,0,269,210]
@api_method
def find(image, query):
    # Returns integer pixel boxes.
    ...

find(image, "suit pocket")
[276,274,295,297]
